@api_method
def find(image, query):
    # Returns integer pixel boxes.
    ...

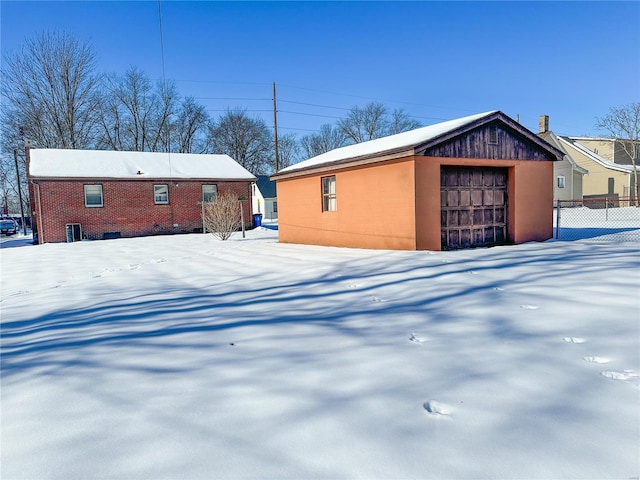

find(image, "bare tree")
[0,156,12,213]
[203,191,242,241]
[597,102,640,200]
[338,102,422,143]
[388,108,422,135]
[276,132,301,170]
[300,124,349,158]
[338,102,388,143]
[97,67,177,152]
[0,153,27,216]
[208,108,273,175]
[1,31,101,149]
[172,97,210,153]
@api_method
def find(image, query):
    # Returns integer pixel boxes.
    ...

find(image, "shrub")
[203,192,242,241]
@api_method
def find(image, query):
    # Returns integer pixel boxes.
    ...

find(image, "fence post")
[605,197,609,221]
[555,200,561,239]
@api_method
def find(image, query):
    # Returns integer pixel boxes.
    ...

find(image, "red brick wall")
[30,179,253,243]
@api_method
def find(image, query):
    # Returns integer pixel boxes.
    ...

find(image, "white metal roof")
[28,149,256,180]
[539,131,589,174]
[278,111,499,174]
[558,137,638,174]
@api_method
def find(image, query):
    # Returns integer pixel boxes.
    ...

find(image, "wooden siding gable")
[417,112,564,162]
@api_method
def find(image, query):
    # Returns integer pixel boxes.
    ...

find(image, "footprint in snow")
[601,370,638,381]
[409,333,427,344]
[563,337,586,344]
[371,295,386,302]
[9,290,29,297]
[583,356,611,364]
[423,400,452,416]
[347,283,362,289]
[467,271,478,275]
[493,287,505,291]
[519,304,539,310]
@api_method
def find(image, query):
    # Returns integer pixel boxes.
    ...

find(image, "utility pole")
[13,149,27,235]
[273,82,280,173]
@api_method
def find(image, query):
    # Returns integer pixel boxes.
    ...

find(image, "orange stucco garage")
[272,111,563,251]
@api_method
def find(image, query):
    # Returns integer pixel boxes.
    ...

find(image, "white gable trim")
[558,138,637,174]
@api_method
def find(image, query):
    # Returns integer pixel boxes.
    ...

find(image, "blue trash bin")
[253,213,263,227]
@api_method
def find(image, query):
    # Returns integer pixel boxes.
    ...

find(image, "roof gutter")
[28,176,257,182]
[271,148,415,180]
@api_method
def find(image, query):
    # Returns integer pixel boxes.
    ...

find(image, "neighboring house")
[272,111,564,251]
[537,115,588,201]
[28,149,256,244]
[252,175,278,220]
[569,137,637,166]
[556,137,638,199]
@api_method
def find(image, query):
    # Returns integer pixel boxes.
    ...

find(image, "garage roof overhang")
[272,111,565,181]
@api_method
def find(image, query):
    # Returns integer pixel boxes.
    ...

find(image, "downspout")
[33,181,43,244]
[570,161,575,200]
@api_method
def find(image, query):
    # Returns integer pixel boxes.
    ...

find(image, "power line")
[174,79,272,87]
[278,99,351,111]
[177,78,471,116]
[278,126,322,133]
[177,77,478,135]
[206,109,272,113]
[278,110,342,120]
[195,96,270,101]
[278,82,471,113]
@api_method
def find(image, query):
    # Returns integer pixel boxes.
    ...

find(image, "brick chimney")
[539,115,549,134]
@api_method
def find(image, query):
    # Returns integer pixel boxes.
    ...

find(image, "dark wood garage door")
[441,166,508,250]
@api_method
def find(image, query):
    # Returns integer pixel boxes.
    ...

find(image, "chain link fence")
[554,197,640,241]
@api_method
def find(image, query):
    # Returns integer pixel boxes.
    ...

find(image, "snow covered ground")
[555,206,640,242]
[1,227,639,479]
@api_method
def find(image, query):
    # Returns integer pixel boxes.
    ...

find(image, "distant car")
[1,219,18,235]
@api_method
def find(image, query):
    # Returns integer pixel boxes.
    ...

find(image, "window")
[557,176,565,188]
[84,184,103,207]
[488,125,498,145]
[154,184,169,204]
[273,200,277,213]
[322,175,336,212]
[203,184,218,203]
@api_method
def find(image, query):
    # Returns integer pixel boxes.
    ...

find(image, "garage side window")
[557,176,565,188]
[154,184,169,204]
[203,184,218,203]
[84,184,103,207]
[322,175,336,212]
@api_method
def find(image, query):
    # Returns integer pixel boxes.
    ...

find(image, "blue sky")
[1,1,639,138]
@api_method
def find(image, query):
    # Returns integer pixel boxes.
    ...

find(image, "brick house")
[28,149,256,243]
[272,111,564,251]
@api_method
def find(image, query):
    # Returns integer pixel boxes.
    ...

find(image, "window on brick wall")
[154,184,169,204]
[84,184,103,207]
[203,184,218,203]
